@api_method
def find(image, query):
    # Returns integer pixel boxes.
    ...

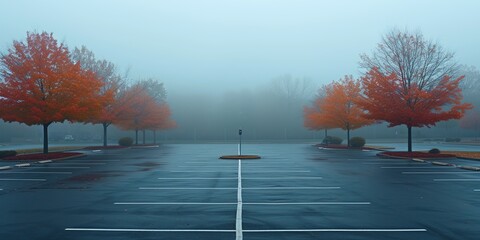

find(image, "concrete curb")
[376,153,480,172]
[459,166,480,171]
[0,153,85,171]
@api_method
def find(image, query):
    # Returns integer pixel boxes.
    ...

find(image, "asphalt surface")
[1,143,480,239]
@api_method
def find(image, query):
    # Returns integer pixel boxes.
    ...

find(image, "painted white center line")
[243,228,426,232]
[403,172,480,174]
[65,228,235,232]
[236,159,243,240]
[434,179,480,182]
[0,178,46,181]
[0,171,72,174]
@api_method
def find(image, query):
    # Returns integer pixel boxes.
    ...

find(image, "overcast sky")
[1,0,479,94]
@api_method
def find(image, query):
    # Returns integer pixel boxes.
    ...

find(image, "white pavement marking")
[244,202,371,205]
[169,171,237,173]
[25,167,91,169]
[158,177,237,180]
[243,229,427,232]
[50,163,106,165]
[66,228,235,232]
[363,163,427,165]
[157,178,237,180]
[403,171,480,174]
[434,179,480,182]
[0,171,72,174]
[0,178,46,181]
[114,202,236,205]
[169,170,310,173]
[474,189,480,191]
[381,167,454,169]
[243,177,322,180]
[243,187,340,190]
[236,160,243,240]
[139,187,237,190]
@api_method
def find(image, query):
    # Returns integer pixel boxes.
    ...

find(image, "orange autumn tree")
[359,29,472,152]
[0,32,103,154]
[304,84,336,141]
[321,76,373,146]
[71,46,123,147]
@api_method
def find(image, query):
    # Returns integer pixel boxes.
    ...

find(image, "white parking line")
[363,163,427,165]
[381,167,454,169]
[50,163,106,165]
[243,187,340,190]
[403,172,480,174]
[474,189,480,191]
[243,177,322,180]
[114,202,237,205]
[139,187,237,190]
[158,177,237,180]
[244,202,371,205]
[66,228,235,232]
[243,228,426,232]
[434,179,480,181]
[0,171,72,174]
[0,178,46,181]
[24,167,91,169]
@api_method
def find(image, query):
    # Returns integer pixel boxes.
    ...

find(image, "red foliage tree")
[360,29,472,152]
[0,32,103,153]
[359,68,472,151]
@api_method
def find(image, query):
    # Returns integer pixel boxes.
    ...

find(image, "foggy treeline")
[2,65,480,145]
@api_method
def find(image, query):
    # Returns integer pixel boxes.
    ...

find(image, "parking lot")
[1,143,480,239]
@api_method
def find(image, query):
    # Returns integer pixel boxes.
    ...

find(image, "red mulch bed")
[316,144,373,150]
[378,151,456,159]
[83,146,128,150]
[2,152,83,161]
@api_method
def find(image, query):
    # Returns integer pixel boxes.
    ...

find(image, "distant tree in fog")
[271,75,314,139]
[71,46,124,147]
[0,32,103,153]
[359,29,472,152]
[116,83,174,144]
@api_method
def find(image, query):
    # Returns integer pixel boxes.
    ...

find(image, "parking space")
[1,144,480,239]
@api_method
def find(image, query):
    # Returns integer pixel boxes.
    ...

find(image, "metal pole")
[239,129,242,156]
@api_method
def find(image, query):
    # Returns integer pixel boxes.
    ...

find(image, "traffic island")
[219,155,261,160]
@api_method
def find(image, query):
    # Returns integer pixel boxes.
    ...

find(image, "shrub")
[428,148,441,154]
[0,150,17,158]
[322,136,343,145]
[118,137,133,146]
[350,137,366,147]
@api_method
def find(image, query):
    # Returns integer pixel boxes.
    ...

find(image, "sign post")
[238,129,242,156]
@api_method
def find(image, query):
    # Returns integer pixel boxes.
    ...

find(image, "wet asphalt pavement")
[1,144,480,239]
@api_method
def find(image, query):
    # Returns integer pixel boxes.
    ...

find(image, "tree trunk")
[153,130,157,144]
[347,128,350,147]
[135,129,138,145]
[142,130,146,145]
[43,123,50,154]
[407,125,412,152]
[103,122,108,147]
